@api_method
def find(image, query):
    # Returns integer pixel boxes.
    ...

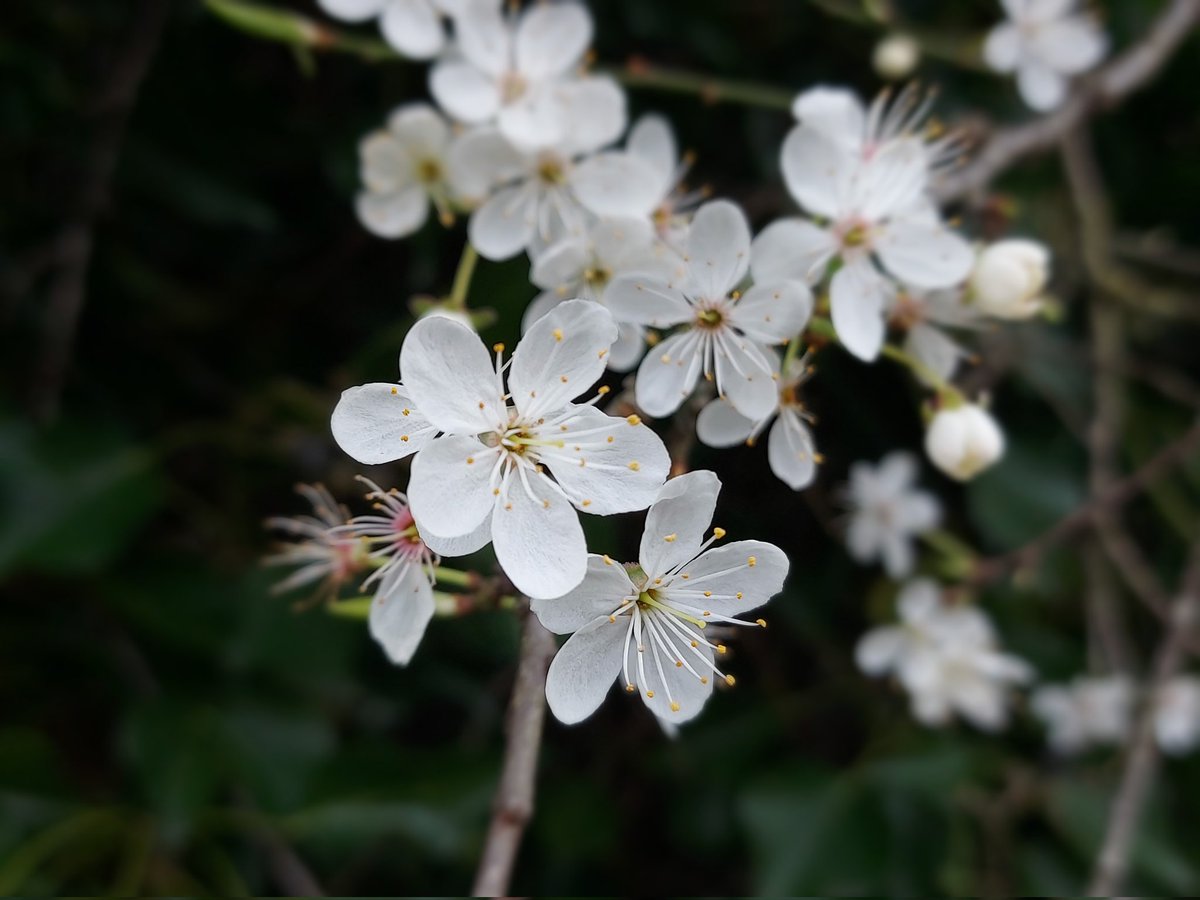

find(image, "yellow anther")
[712,527,726,539]
[660,353,672,364]
[717,644,727,655]
[552,328,563,342]
[813,452,826,464]
[597,385,610,394]
[542,499,550,509]
[606,435,614,443]
[602,555,613,566]
[674,660,682,668]
[626,414,642,426]
[736,591,743,600]
[690,640,698,648]
[598,348,608,359]
[493,488,501,495]
[629,461,640,471]
[466,456,474,464]
[402,408,411,416]
[756,618,767,628]
[724,674,736,686]
[390,386,398,395]
[609,615,616,623]
[401,435,409,442]
[703,610,711,617]
[529,390,537,398]
[654,577,662,585]
[505,503,513,510]
[703,590,712,597]
[748,556,757,567]
[664,533,677,543]
[560,375,569,383]
[493,342,505,352]
[625,683,636,693]
[646,690,655,698]
[681,573,690,580]
[582,499,592,507]
[670,701,681,712]
[700,676,709,685]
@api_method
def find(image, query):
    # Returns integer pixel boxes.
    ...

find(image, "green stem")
[880,343,963,403]
[205,0,398,62]
[327,596,372,619]
[432,566,475,588]
[447,243,479,311]
[605,63,793,111]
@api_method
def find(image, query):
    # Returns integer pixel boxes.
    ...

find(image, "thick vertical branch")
[471,609,557,898]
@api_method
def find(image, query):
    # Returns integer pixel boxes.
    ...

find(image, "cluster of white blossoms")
[1033,673,1200,757]
[264,0,1138,735]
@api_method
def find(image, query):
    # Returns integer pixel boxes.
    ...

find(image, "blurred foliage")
[2,0,1200,895]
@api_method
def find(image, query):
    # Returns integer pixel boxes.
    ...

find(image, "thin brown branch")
[471,608,557,898]
[935,0,1200,204]
[29,0,171,422]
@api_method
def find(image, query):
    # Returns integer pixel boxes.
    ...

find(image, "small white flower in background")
[339,300,670,599]
[317,0,480,59]
[430,0,623,153]
[1030,675,1134,755]
[925,402,1005,481]
[754,121,972,362]
[622,114,707,247]
[1154,675,1200,756]
[983,0,1108,112]
[857,579,1033,731]
[696,350,821,491]
[844,452,940,578]
[265,483,366,603]
[888,287,983,386]
[522,218,682,372]
[355,104,461,239]
[533,470,789,724]
[605,200,814,420]
[969,238,1050,320]
[334,478,438,666]
[873,33,921,81]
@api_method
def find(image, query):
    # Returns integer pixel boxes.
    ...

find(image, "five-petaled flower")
[533,471,789,724]
[843,451,940,578]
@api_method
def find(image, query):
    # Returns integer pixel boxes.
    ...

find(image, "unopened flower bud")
[925,404,1005,481]
[873,34,920,81]
[969,239,1050,320]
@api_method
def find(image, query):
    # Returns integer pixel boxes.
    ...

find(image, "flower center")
[499,70,528,104]
[537,155,567,185]
[583,265,612,289]
[416,157,443,185]
[695,306,726,330]
[841,223,871,247]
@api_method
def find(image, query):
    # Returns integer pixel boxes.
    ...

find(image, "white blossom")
[265,484,365,603]
[605,200,813,420]
[969,238,1050,320]
[925,403,1005,481]
[335,300,669,599]
[873,34,921,81]
[844,452,940,578]
[317,0,484,60]
[890,287,984,386]
[754,122,972,361]
[1030,675,1135,755]
[696,351,820,491]
[983,0,1108,111]
[429,1,623,153]
[621,114,707,247]
[857,579,1033,731]
[533,471,788,724]
[1154,675,1200,756]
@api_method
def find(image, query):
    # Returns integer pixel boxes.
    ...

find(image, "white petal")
[1017,59,1067,111]
[904,323,963,385]
[729,280,813,344]
[881,532,915,578]
[855,626,905,675]
[380,0,444,59]
[830,258,888,362]
[369,564,435,665]
[665,539,789,617]
[606,323,646,372]
[531,554,638,634]
[750,217,837,286]
[408,436,496,539]
[626,113,676,194]
[684,200,751,299]
[331,383,437,464]
[790,86,865,148]
[445,126,526,201]
[400,314,505,433]
[543,404,670,515]
[468,182,538,260]
[497,89,567,152]
[982,22,1021,73]
[639,470,720,579]
[845,514,883,563]
[454,3,510,76]
[515,1,592,79]
[317,0,386,22]
[387,102,450,157]
[529,236,587,291]
[714,336,778,421]
[520,289,565,334]
[556,76,627,156]
[492,473,587,599]
[421,510,494,557]
[855,137,928,221]
[896,492,941,532]
[629,612,714,723]
[429,60,501,124]
[695,398,756,448]
[509,299,616,418]
[545,616,626,724]
[571,151,663,219]
[1031,17,1107,74]
[603,274,692,328]
[356,186,429,239]
[360,131,411,194]
[781,126,851,220]
[634,330,702,417]
[876,218,974,289]
[767,410,818,490]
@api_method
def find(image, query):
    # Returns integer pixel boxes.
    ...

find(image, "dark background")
[2,0,1199,894]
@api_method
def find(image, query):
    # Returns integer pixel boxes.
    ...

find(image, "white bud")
[925,404,1005,481]
[872,33,920,81]
[969,239,1050,320]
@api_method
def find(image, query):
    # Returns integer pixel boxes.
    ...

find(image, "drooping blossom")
[605,200,813,420]
[696,350,821,491]
[984,0,1108,111]
[888,287,983,386]
[857,579,1033,731]
[533,471,788,724]
[1030,675,1135,755]
[265,483,366,604]
[843,452,940,578]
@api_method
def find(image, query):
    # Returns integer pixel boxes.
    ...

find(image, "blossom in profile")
[983,0,1108,111]
[1030,675,1135,755]
[857,579,1033,731]
[888,287,983,386]
[355,104,463,239]
[843,452,940,578]
[533,471,788,724]
[605,200,813,420]
[924,403,1006,481]
[696,350,821,491]
[265,483,366,605]
[969,238,1051,320]
[1154,675,1200,756]
[335,300,670,599]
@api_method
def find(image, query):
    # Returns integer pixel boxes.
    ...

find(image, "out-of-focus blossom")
[265,484,366,604]
[1154,675,1200,756]
[969,238,1050,320]
[844,452,940,578]
[1031,675,1135,754]
[925,403,1005,481]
